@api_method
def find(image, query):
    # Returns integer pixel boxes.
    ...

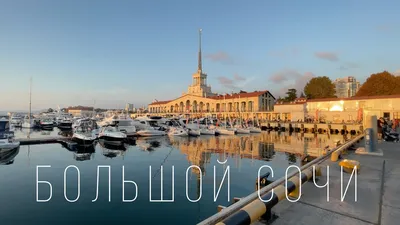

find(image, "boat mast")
[29,77,32,124]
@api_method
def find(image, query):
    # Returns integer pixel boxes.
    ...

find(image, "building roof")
[67,106,94,111]
[208,90,273,100]
[148,100,172,106]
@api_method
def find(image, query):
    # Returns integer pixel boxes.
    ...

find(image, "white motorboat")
[22,115,38,128]
[168,127,188,136]
[10,114,23,127]
[134,117,167,137]
[72,125,97,146]
[108,118,137,136]
[58,117,73,129]
[187,128,201,137]
[217,128,236,135]
[136,129,166,136]
[248,127,262,133]
[199,127,216,135]
[39,118,54,130]
[235,127,251,134]
[98,126,127,145]
[0,119,20,150]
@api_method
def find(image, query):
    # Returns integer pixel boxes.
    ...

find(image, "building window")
[394,112,400,119]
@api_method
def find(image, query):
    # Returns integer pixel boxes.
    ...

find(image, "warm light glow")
[330,105,343,111]
[340,100,344,104]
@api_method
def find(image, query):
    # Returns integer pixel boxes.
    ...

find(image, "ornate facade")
[148,29,275,117]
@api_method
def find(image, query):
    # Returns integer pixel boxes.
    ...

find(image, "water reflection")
[58,130,73,137]
[60,141,96,161]
[136,137,165,151]
[0,147,20,165]
[98,140,127,158]
[167,132,351,176]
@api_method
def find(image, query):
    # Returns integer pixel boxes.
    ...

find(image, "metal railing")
[197,134,365,225]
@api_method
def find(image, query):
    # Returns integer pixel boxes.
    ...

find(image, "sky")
[1,0,399,111]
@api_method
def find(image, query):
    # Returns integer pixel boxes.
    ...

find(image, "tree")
[304,76,336,99]
[300,92,305,98]
[356,71,400,96]
[285,88,297,102]
[47,108,53,113]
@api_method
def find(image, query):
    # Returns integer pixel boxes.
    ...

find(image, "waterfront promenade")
[255,141,400,225]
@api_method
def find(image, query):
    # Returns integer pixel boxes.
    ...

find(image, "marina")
[1,126,352,225]
[1,1,400,224]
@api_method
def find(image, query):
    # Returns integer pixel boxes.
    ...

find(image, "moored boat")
[0,119,20,151]
[98,126,127,145]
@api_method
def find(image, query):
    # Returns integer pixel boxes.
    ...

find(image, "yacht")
[134,117,166,136]
[57,117,73,129]
[166,119,189,136]
[39,118,54,130]
[22,115,39,128]
[235,125,251,134]
[0,119,20,150]
[10,114,23,127]
[248,126,262,133]
[197,117,216,135]
[98,126,127,145]
[72,123,97,146]
[72,118,99,134]
[107,118,137,136]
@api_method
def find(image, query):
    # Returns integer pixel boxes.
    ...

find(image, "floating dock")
[17,137,71,145]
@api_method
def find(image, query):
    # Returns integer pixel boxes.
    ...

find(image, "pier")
[16,136,71,145]
[261,122,363,135]
[198,134,400,225]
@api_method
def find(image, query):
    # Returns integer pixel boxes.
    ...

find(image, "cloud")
[269,69,302,84]
[268,47,299,58]
[233,74,246,81]
[314,52,339,62]
[394,69,400,76]
[339,62,359,71]
[217,76,234,85]
[217,74,255,91]
[205,51,235,64]
[268,69,315,97]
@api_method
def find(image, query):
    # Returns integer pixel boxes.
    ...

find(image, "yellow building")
[67,106,94,117]
[148,29,275,118]
[273,95,400,123]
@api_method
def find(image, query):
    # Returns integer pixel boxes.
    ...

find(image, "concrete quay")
[261,122,363,135]
[254,141,400,225]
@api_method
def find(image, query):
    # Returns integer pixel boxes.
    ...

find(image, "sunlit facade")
[274,95,400,123]
[148,29,275,118]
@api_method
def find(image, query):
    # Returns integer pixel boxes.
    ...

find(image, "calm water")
[0,128,351,225]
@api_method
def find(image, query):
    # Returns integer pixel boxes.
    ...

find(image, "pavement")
[254,140,400,225]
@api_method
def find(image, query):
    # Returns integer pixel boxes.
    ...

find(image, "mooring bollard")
[255,172,271,190]
[216,165,320,225]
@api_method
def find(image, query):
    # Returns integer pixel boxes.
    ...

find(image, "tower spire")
[198,28,202,71]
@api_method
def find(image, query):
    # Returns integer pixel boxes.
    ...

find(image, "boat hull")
[0,141,20,151]
[200,129,215,135]
[236,128,251,134]
[249,127,262,133]
[98,135,125,145]
[136,130,166,137]
[188,129,201,137]
[217,129,236,135]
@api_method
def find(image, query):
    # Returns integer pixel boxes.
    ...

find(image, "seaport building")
[147,29,276,118]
